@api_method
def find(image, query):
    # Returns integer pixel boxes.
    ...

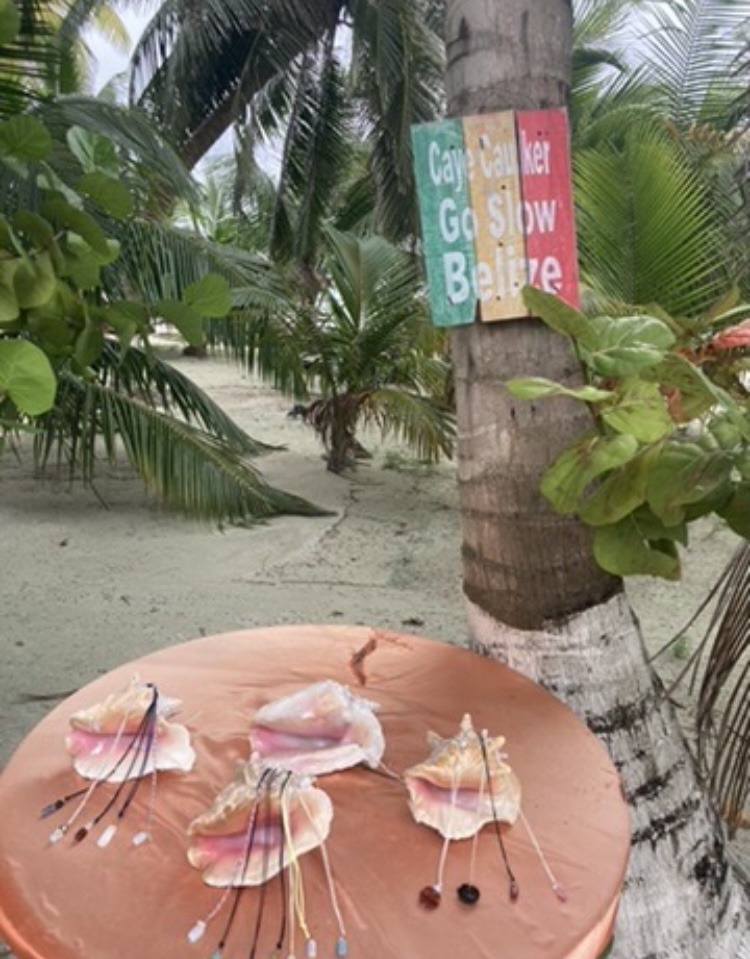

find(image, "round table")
[0,625,629,959]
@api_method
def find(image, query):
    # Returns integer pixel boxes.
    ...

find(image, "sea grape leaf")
[717,485,750,538]
[579,315,675,377]
[578,447,658,526]
[645,442,733,527]
[593,519,681,579]
[74,326,104,369]
[0,339,56,414]
[601,380,674,442]
[156,298,203,345]
[78,172,133,220]
[42,194,110,256]
[506,376,613,403]
[650,353,718,421]
[0,116,51,162]
[522,286,588,338]
[14,252,56,309]
[184,274,232,318]
[0,0,21,45]
[541,432,640,514]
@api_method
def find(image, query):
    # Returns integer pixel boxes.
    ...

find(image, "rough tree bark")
[445,2,750,957]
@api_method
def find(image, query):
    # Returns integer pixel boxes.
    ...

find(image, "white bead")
[97,824,117,848]
[304,939,317,959]
[132,830,151,847]
[49,827,66,844]
[187,920,206,944]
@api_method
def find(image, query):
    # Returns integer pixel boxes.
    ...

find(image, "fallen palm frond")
[655,542,750,834]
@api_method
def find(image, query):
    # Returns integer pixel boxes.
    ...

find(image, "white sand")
[1,347,745,860]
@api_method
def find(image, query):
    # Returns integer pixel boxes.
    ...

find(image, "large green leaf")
[13,252,56,309]
[646,441,734,526]
[579,446,657,525]
[541,432,640,513]
[43,194,110,257]
[522,286,589,338]
[184,274,232,318]
[0,116,51,162]
[0,339,56,414]
[593,518,681,579]
[0,0,21,46]
[649,352,717,421]
[0,257,19,322]
[156,298,203,346]
[717,485,750,538]
[506,376,613,403]
[601,379,674,442]
[579,314,675,377]
[78,172,133,220]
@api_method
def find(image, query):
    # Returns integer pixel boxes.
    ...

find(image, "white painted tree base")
[465,590,750,959]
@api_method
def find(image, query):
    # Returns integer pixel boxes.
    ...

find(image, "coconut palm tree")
[127,0,443,250]
[444,3,749,959]
[206,225,454,473]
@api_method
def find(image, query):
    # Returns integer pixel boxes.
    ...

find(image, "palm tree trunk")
[445,2,750,957]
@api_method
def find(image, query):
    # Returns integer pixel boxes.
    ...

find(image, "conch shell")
[249,680,385,775]
[66,676,195,781]
[187,760,333,887]
[404,714,521,839]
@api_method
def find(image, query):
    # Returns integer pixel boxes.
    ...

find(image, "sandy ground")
[1,347,746,876]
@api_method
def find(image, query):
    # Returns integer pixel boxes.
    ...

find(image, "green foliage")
[507,287,750,579]
[0,0,323,523]
[207,225,454,473]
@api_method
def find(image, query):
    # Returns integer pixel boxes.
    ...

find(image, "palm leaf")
[361,387,454,462]
[574,127,731,317]
[640,0,750,128]
[663,544,750,835]
[34,355,326,523]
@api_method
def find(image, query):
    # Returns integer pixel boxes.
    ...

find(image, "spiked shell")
[65,676,194,782]
[404,714,521,839]
[187,760,333,887]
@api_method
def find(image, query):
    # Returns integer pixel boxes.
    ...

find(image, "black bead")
[457,883,481,905]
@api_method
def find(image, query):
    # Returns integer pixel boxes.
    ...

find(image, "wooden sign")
[411,109,579,327]
[410,119,476,327]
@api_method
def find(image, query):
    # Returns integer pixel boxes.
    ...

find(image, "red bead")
[418,885,441,909]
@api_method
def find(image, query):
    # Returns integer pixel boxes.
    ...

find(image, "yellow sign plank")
[463,112,528,322]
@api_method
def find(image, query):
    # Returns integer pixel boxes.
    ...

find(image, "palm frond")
[640,0,750,128]
[671,543,750,835]
[93,339,277,455]
[131,0,338,167]
[362,387,455,462]
[350,0,443,241]
[574,126,731,317]
[34,361,326,523]
[104,219,284,306]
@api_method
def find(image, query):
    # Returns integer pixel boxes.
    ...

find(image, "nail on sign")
[411,109,580,327]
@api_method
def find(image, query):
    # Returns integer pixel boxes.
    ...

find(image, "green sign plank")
[411,120,476,327]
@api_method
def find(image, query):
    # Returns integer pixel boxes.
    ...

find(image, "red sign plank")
[515,110,580,309]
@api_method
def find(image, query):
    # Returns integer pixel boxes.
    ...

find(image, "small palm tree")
[208,226,454,473]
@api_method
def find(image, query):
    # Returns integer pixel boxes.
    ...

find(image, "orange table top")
[0,625,629,959]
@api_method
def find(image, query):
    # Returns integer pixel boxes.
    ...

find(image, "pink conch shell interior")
[187,760,333,887]
[66,676,195,782]
[404,713,521,839]
[249,680,385,775]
